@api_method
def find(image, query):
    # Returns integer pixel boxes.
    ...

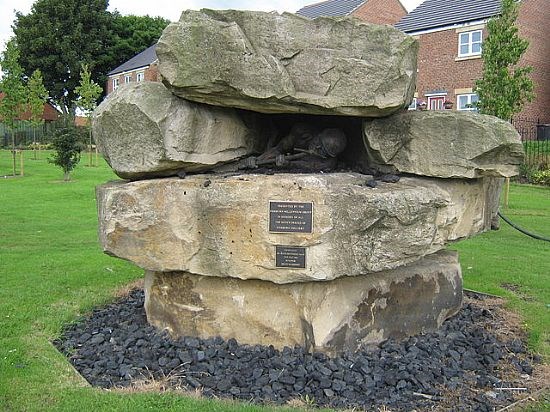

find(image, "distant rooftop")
[296,0,367,18]
[395,0,501,33]
[108,44,157,76]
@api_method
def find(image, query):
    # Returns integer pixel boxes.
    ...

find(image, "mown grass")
[452,182,550,358]
[0,150,310,412]
[0,150,548,411]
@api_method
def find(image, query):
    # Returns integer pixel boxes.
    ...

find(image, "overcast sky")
[0,0,425,52]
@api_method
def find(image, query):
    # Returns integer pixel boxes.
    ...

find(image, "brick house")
[296,0,408,25]
[106,44,160,95]
[395,0,550,122]
[0,92,59,146]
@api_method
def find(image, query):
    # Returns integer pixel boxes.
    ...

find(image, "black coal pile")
[54,290,538,411]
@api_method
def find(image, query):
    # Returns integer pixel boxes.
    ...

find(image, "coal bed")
[54,289,542,412]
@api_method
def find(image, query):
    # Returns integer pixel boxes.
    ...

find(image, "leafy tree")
[27,69,48,159]
[475,0,534,120]
[13,0,113,114]
[110,14,170,69]
[75,63,102,166]
[48,119,85,181]
[13,2,169,114]
[0,39,27,176]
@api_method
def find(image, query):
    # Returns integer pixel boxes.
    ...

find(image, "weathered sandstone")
[363,111,524,178]
[92,82,265,179]
[97,173,499,283]
[144,250,462,352]
[157,9,417,116]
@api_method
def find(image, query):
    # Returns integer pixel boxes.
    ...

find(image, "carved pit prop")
[93,10,523,353]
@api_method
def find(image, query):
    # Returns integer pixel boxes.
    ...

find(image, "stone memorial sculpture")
[93,9,523,353]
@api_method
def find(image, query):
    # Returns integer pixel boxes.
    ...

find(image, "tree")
[48,119,85,181]
[0,39,27,176]
[75,63,102,166]
[13,0,113,114]
[110,14,170,69]
[13,2,170,114]
[27,69,48,159]
[475,0,534,120]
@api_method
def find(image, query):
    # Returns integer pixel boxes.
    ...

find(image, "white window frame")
[136,72,145,82]
[458,30,482,57]
[112,78,119,90]
[124,74,132,84]
[407,97,417,111]
[457,93,479,111]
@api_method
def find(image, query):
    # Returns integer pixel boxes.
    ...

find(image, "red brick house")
[0,92,60,146]
[296,0,408,25]
[106,44,160,95]
[395,0,550,123]
[0,92,59,122]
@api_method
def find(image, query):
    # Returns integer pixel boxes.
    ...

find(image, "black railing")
[512,116,550,171]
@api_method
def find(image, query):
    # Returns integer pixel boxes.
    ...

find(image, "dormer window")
[458,30,482,57]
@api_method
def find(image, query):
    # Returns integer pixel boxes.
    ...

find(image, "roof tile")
[296,0,367,18]
[108,44,158,76]
[395,0,501,33]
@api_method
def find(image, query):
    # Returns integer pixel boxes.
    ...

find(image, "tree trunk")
[33,127,37,160]
[64,171,70,181]
[12,131,16,176]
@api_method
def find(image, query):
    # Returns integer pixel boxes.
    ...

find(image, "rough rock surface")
[92,82,265,179]
[363,111,524,178]
[55,289,539,411]
[157,9,417,117]
[144,251,462,352]
[97,173,500,283]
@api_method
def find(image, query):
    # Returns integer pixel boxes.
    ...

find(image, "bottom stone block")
[144,250,462,353]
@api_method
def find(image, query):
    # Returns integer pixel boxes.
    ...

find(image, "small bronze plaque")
[269,201,313,233]
[275,245,306,268]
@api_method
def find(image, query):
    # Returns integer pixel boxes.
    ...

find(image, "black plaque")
[275,245,306,268]
[269,201,313,233]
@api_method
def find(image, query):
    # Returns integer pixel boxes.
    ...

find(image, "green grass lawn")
[1,150,548,411]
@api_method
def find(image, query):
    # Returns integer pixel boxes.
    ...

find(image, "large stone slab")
[97,173,499,283]
[144,250,462,352]
[92,82,266,179]
[363,111,524,178]
[157,9,417,117]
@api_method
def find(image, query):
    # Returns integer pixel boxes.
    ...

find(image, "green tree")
[48,119,85,181]
[475,0,534,120]
[0,39,27,176]
[27,69,48,159]
[13,0,113,114]
[13,2,169,115]
[75,63,102,166]
[110,14,170,69]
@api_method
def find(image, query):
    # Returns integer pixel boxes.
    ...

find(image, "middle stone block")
[97,173,499,284]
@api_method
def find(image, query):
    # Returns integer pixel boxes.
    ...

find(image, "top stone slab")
[157,9,418,117]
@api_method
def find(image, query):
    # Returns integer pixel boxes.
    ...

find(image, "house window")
[124,74,132,84]
[457,93,479,111]
[112,78,119,90]
[458,30,482,57]
[408,97,417,110]
[137,72,145,82]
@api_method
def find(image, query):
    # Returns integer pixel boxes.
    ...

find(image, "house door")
[428,96,445,110]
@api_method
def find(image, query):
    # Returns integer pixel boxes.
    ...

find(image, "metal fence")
[0,121,57,148]
[512,116,550,170]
